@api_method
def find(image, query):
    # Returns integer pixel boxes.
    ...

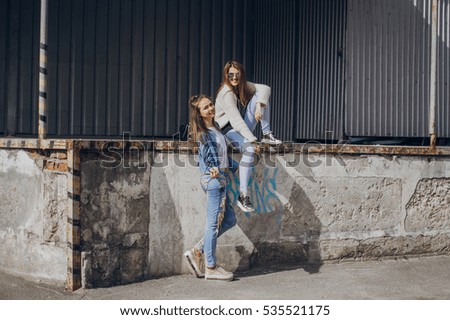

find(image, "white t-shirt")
[208,127,229,169]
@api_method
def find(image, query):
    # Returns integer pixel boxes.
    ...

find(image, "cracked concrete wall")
[0,150,67,281]
[80,150,151,287]
[148,153,450,279]
[2,147,449,286]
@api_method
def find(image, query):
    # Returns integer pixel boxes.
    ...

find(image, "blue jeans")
[244,94,272,135]
[224,94,272,194]
[196,172,237,268]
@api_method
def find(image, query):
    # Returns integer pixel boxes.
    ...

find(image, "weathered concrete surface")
[0,150,67,281]
[1,147,450,288]
[405,178,450,232]
[80,151,151,287]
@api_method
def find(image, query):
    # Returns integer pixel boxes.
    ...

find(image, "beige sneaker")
[184,248,205,278]
[205,266,234,281]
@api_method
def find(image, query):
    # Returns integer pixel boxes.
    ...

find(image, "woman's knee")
[241,141,255,156]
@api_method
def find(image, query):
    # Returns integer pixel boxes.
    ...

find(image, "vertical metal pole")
[429,0,438,148]
[39,0,48,143]
[67,141,81,291]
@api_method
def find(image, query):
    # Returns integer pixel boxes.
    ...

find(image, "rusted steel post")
[66,141,81,291]
[38,0,48,144]
[429,0,438,148]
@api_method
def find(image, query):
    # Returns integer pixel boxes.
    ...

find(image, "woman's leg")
[245,94,281,144]
[217,194,237,237]
[224,130,255,195]
[188,177,229,276]
[245,95,272,135]
[203,179,225,268]
[196,189,237,246]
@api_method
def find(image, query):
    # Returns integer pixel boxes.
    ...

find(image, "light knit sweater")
[215,82,271,142]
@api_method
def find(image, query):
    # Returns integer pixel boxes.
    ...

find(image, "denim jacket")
[198,130,238,176]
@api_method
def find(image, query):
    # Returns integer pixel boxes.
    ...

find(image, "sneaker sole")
[260,139,282,145]
[184,251,204,278]
[205,275,234,281]
[237,201,255,213]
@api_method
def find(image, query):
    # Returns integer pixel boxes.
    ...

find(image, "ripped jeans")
[195,172,237,268]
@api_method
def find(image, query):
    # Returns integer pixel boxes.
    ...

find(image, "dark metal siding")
[296,0,347,141]
[0,0,7,135]
[253,0,297,141]
[2,0,448,140]
[1,0,255,138]
[47,0,255,137]
[437,0,450,137]
[0,0,40,136]
[346,0,450,138]
[253,0,347,142]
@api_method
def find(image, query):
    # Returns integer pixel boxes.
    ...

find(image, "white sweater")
[215,82,271,141]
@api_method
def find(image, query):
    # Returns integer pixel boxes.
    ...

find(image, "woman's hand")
[209,167,219,178]
[255,103,263,122]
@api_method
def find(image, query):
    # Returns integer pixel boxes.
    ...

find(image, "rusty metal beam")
[1,138,450,156]
[0,138,67,150]
[66,141,81,291]
[288,144,450,156]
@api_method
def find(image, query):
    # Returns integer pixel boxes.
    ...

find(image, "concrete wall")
[80,150,151,287]
[0,149,67,281]
[1,146,450,287]
[78,150,450,287]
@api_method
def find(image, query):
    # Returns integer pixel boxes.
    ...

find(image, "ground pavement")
[1,255,450,300]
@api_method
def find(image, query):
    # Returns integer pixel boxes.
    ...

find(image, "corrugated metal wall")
[0,0,255,137]
[0,0,7,135]
[346,0,450,138]
[437,0,450,137]
[48,0,255,137]
[296,0,347,141]
[0,0,40,136]
[253,0,347,142]
[1,0,449,140]
[253,0,297,141]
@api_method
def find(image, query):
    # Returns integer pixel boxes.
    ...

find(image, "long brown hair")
[217,60,254,106]
[189,94,217,144]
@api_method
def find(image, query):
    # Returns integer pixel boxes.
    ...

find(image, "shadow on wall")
[226,155,323,274]
[148,163,184,278]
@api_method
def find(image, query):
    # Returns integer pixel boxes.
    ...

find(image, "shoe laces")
[242,195,252,207]
[264,133,275,140]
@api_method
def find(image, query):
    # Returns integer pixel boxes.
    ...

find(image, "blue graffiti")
[225,167,279,216]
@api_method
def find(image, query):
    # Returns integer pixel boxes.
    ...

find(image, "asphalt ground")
[1,254,450,300]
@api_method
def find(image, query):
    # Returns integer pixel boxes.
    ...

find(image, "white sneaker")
[261,132,282,145]
[205,266,234,281]
[237,193,255,212]
[184,248,205,278]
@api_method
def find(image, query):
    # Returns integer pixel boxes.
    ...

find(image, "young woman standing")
[215,60,281,212]
[184,94,237,281]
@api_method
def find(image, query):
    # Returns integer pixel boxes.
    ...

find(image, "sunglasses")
[228,72,240,80]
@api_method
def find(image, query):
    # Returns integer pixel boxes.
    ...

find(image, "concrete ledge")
[1,137,450,156]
